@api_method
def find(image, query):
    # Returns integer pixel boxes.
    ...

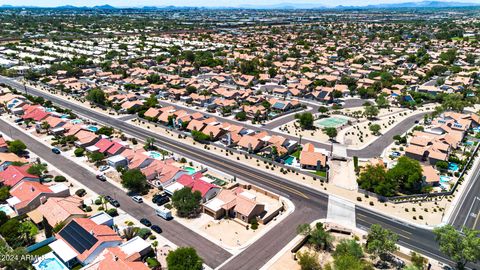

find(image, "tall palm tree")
[122,226,139,240]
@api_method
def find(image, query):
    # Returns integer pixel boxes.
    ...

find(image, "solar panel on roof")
[59,221,98,253]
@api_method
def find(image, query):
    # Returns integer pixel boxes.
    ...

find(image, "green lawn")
[291,149,301,159]
[29,245,52,256]
[314,170,327,178]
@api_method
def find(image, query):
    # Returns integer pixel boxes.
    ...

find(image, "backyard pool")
[86,125,99,132]
[184,167,197,175]
[284,155,296,165]
[314,117,348,129]
[145,151,163,160]
[0,204,14,216]
[448,162,459,172]
[439,175,451,190]
[33,252,68,270]
[70,119,83,124]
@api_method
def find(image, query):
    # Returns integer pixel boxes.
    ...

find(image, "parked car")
[99,165,109,172]
[51,148,61,154]
[151,225,162,234]
[140,218,151,227]
[96,174,107,181]
[105,195,120,207]
[132,196,143,203]
[152,194,170,206]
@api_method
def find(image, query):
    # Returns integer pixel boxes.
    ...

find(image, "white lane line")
[462,196,480,228]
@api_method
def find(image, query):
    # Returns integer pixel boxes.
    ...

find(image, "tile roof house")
[34,196,86,227]
[0,164,40,187]
[176,173,220,202]
[52,218,123,266]
[7,182,70,215]
[74,130,100,148]
[140,159,186,188]
[238,135,265,153]
[0,152,27,171]
[299,143,328,171]
[203,187,265,223]
[82,239,151,270]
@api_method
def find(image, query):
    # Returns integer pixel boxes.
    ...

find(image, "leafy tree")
[166,247,203,270]
[172,187,202,218]
[191,130,210,142]
[0,212,8,227]
[27,163,47,177]
[74,147,85,157]
[410,251,427,270]
[268,67,277,78]
[363,105,379,119]
[297,222,334,251]
[235,111,247,121]
[86,88,107,106]
[440,49,457,64]
[88,152,105,164]
[434,225,480,270]
[96,126,114,136]
[145,94,158,108]
[376,94,389,108]
[318,106,329,114]
[442,93,468,112]
[121,169,148,194]
[0,238,32,270]
[387,156,423,194]
[436,160,449,171]
[145,137,156,150]
[7,140,26,155]
[334,239,364,260]
[323,127,338,141]
[358,164,397,197]
[369,124,381,135]
[0,219,24,247]
[365,224,398,260]
[0,187,10,202]
[295,112,315,129]
[297,250,321,270]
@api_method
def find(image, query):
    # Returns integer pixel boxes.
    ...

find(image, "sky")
[1,0,478,8]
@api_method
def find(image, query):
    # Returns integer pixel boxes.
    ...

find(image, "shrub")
[75,189,86,197]
[250,218,259,230]
[95,198,102,205]
[74,148,85,157]
[357,197,362,202]
[106,208,118,217]
[53,175,67,182]
[84,206,92,212]
[369,201,374,206]
[137,228,151,239]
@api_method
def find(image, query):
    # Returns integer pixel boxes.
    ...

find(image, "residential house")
[7,182,70,215]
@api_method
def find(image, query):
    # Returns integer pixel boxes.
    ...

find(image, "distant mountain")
[239,2,326,9]
[339,1,480,9]
[0,1,479,10]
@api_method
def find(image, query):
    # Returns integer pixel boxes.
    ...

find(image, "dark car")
[104,195,120,207]
[152,194,170,206]
[151,225,162,234]
[140,218,152,227]
[51,148,61,154]
[96,174,107,181]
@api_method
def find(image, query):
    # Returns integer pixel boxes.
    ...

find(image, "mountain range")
[1,1,479,10]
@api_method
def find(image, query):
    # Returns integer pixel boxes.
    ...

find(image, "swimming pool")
[145,151,163,160]
[86,125,99,132]
[284,156,296,165]
[184,167,197,175]
[314,117,348,128]
[0,204,14,216]
[448,162,459,172]
[439,175,451,190]
[70,119,83,124]
[33,252,68,270]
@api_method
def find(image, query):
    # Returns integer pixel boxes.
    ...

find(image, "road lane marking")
[357,214,413,236]
[462,196,480,229]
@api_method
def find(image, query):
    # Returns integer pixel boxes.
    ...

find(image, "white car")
[99,165,110,172]
[132,196,143,203]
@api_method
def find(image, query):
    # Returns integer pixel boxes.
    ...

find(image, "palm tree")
[122,226,139,240]
[146,137,155,150]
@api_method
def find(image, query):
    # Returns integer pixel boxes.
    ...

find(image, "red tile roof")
[0,164,39,187]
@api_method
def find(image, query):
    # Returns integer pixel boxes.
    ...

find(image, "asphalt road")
[0,77,473,269]
[449,156,480,231]
[0,118,232,268]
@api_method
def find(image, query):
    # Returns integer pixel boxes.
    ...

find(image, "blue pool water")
[0,204,14,216]
[146,151,163,159]
[45,108,55,113]
[439,175,451,189]
[391,151,401,157]
[473,127,480,133]
[34,253,68,270]
[448,162,459,172]
[464,141,474,146]
[87,125,99,132]
[284,156,296,165]
[184,167,197,175]
[70,119,83,124]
